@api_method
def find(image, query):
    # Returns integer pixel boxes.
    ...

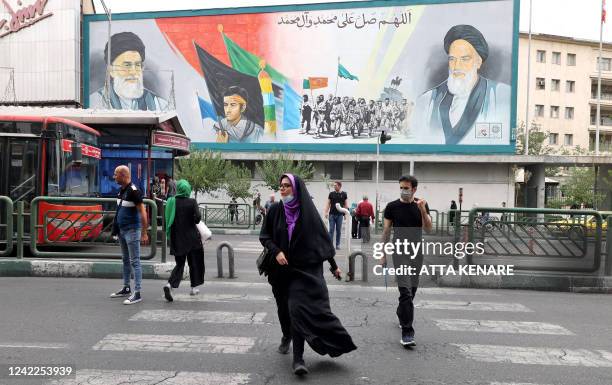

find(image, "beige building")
[518,32,612,153]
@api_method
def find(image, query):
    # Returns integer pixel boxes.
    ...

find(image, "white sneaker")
[190,287,200,296]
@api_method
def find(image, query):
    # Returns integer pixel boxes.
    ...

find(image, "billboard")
[85,0,519,153]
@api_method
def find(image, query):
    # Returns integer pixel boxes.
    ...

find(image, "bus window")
[47,139,60,196]
[9,139,38,207]
[0,121,42,135]
[60,146,99,197]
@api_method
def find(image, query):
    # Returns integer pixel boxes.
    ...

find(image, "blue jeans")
[119,228,142,292]
[328,214,344,247]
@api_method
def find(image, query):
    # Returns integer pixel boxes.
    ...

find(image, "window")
[564,134,573,146]
[550,106,559,118]
[535,104,545,117]
[598,57,612,71]
[384,162,402,181]
[549,133,559,145]
[565,107,574,120]
[552,52,561,64]
[536,77,546,90]
[324,162,343,180]
[551,79,560,91]
[536,50,546,63]
[567,53,576,66]
[354,163,372,180]
[566,80,575,93]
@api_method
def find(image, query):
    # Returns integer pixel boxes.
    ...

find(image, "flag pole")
[524,0,533,155]
[596,0,605,155]
[335,56,340,98]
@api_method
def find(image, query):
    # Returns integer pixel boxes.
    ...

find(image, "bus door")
[6,137,39,209]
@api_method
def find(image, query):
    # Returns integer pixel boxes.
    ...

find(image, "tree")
[561,167,606,208]
[177,149,227,199]
[255,152,315,192]
[515,121,554,156]
[224,163,253,202]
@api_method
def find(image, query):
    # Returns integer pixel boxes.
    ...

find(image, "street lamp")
[375,130,392,222]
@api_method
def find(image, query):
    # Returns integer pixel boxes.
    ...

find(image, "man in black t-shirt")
[382,175,432,348]
[324,181,348,250]
[110,165,149,305]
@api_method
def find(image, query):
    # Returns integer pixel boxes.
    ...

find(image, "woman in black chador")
[260,173,357,376]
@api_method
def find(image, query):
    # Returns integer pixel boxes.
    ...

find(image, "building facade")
[517,33,612,153]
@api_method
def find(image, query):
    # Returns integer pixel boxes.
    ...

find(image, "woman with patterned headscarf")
[163,179,205,300]
[260,173,357,376]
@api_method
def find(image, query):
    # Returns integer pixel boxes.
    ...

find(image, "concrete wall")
[196,161,516,214]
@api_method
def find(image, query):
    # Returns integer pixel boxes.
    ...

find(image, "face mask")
[401,189,413,201]
[281,195,294,203]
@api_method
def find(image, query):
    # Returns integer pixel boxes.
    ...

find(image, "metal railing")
[466,207,604,274]
[0,196,14,257]
[199,203,252,229]
[29,197,157,259]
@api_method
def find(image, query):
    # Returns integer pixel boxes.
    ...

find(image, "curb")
[0,259,177,280]
[432,272,612,293]
[210,229,260,236]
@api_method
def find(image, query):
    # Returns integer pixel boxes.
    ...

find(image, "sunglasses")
[279,183,292,189]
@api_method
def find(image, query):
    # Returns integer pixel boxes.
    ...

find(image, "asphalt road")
[1,268,612,384]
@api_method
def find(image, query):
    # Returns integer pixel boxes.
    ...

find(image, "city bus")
[0,116,103,242]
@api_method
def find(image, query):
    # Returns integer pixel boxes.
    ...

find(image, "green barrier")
[199,202,252,229]
[30,197,157,259]
[466,207,602,273]
[0,196,13,257]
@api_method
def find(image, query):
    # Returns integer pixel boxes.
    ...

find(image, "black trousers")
[168,248,205,288]
[397,286,418,337]
[302,109,312,132]
[270,273,292,340]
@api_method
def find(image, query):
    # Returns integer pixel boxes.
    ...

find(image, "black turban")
[444,25,489,62]
[104,32,146,64]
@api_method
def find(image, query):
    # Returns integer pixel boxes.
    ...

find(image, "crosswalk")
[42,277,612,385]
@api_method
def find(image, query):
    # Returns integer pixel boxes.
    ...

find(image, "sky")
[92,0,612,43]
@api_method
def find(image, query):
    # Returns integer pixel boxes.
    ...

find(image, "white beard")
[447,67,478,97]
[113,75,144,100]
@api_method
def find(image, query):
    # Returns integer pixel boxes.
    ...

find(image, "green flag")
[222,32,287,84]
[303,79,311,89]
[338,63,359,81]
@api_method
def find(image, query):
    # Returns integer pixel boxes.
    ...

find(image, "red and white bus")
[0,116,103,242]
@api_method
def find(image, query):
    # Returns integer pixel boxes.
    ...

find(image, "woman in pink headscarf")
[259,173,357,376]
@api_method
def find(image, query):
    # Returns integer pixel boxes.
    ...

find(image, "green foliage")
[515,121,554,156]
[224,163,253,202]
[255,152,315,192]
[560,167,606,207]
[176,150,231,199]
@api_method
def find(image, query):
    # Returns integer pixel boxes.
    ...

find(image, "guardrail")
[29,197,157,259]
[0,196,13,257]
[467,207,603,274]
[199,203,252,229]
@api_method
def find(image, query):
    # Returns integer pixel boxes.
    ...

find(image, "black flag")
[194,42,264,128]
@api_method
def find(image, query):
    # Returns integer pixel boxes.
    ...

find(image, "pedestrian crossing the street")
[40,279,612,384]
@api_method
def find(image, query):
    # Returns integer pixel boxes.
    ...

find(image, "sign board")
[151,131,191,151]
[85,0,518,154]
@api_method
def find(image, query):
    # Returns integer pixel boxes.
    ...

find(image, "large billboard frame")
[83,0,520,154]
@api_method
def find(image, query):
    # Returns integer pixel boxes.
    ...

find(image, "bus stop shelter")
[0,107,190,197]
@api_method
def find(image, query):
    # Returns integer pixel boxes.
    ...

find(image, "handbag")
[196,221,212,243]
[256,247,273,276]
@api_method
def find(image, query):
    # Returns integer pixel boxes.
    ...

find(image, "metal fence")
[0,196,13,257]
[28,197,157,259]
[199,203,252,229]
[466,207,604,274]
